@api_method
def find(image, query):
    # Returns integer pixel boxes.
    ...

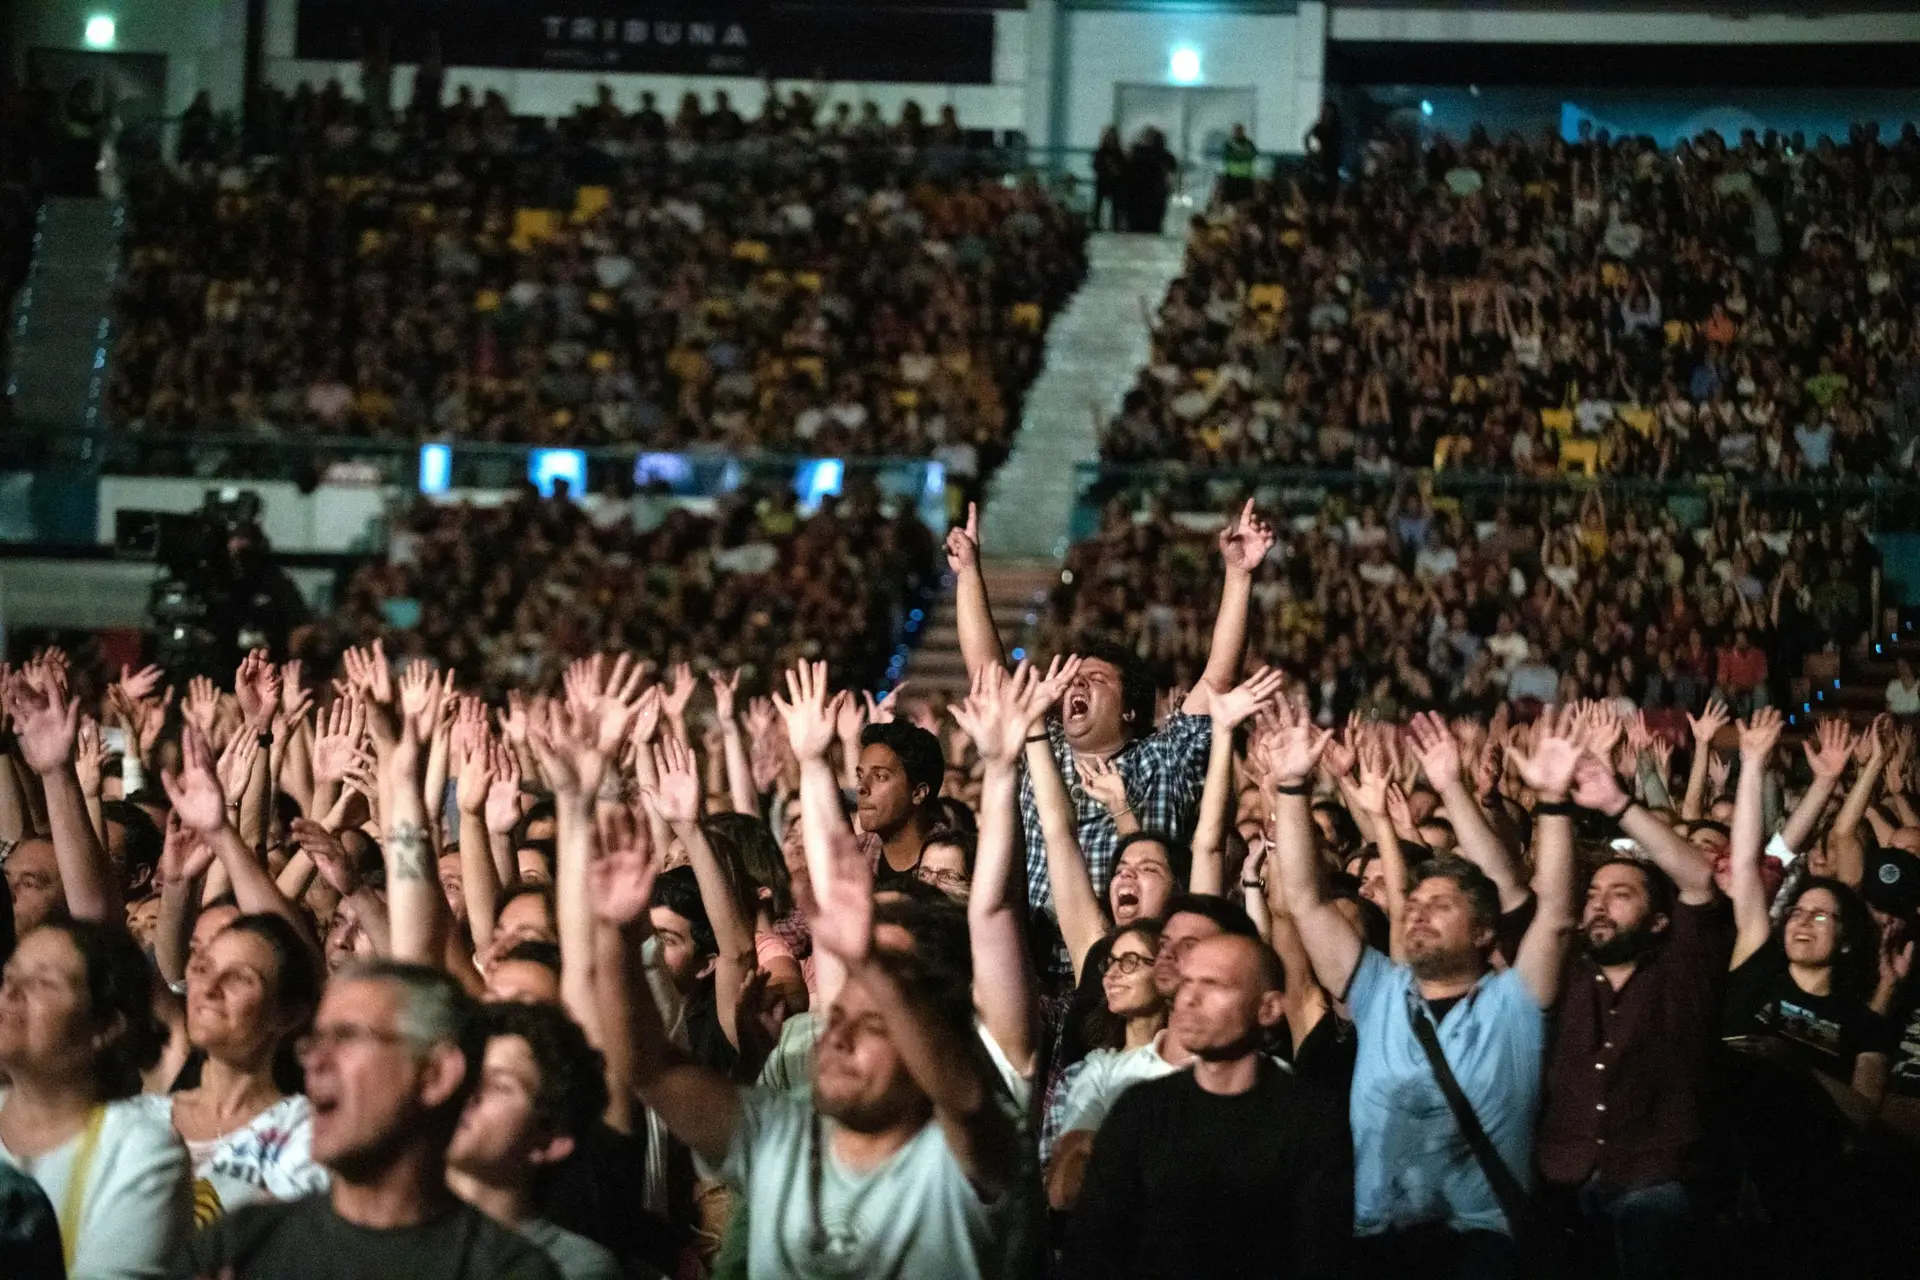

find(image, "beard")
[1586,919,1660,966]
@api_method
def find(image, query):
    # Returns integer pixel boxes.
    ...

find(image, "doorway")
[1113,84,1257,218]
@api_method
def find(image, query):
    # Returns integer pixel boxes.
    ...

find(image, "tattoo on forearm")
[389,822,431,882]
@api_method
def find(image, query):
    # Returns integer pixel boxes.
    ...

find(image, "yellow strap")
[58,1105,108,1273]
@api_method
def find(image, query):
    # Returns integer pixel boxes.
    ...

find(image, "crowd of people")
[0,495,1917,1280]
[107,80,1085,476]
[1047,479,1881,723]
[1104,119,1920,480]
[302,480,940,700]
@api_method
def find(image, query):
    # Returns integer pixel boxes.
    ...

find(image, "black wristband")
[255,731,274,749]
[1274,781,1314,796]
[1533,799,1579,817]
[1025,733,1049,744]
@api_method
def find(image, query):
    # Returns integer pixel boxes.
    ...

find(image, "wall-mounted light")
[84,14,117,49]
[1169,46,1202,86]
[1420,99,1434,117]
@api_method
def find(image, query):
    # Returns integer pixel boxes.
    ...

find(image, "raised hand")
[945,502,980,574]
[157,811,217,890]
[117,663,165,704]
[215,729,261,801]
[279,660,307,717]
[529,702,604,800]
[590,805,660,927]
[398,661,452,738]
[864,681,908,726]
[74,718,105,797]
[834,685,869,744]
[484,743,523,834]
[501,691,532,748]
[1687,696,1731,748]
[1260,700,1332,787]
[647,734,703,826]
[4,678,80,776]
[1803,717,1853,781]
[163,723,231,834]
[709,668,742,721]
[1350,739,1391,814]
[774,661,839,762]
[234,649,281,731]
[1570,750,1630,816]
[1209,665,1287,730]
[456,726,497,815]
[946,664,1027,765]
[1406,710,1462,786]
[1218,498,1277,575]
[313,698,366,782]
[341,639,394,706]
[1510,705,1583,803]
[184,675,221,740]
[806,828,875,966]
[291,817,360,896]
[1737,707,1783,762]
[661,661,698,732]
[1030,653,1084,714]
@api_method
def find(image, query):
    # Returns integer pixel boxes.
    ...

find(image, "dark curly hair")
[37,920,169,1100]
[859,721,945,803]
[650,866,716,958]
[1073,637,1156,738]
[474,999,609,1142]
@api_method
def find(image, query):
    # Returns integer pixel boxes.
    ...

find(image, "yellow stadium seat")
[1559,438,1600,475]
[573,186,611,222]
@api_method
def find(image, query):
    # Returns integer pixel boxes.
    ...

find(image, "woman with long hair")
[136,913,327,1222]
[0,919,191,1278]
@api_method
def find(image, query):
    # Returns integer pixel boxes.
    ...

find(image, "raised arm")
[1264,705,1362,997]
[1730,708,1784,968]
[6,674,119,923]
[1508,708,1582,1008]
[947,503,1008,680]
[774,660,858,1006]
[1187,667,1286,896]
[1570,753,1716,904]
[1182,500,1275,712]
[651,735,757,1049]
[455,723,504,957]
[1826,715,1888,889]
[948,663,1042,1075]
[1680,697,1731,822]
[590,811,741,1163]
[1020,661,1112,980]
[710,670,759,817]
[375,680,447,968]
[529,702,615,1043]
[164,724,319,959]
[813,829,1021,1200]
[1407,711,1529,911]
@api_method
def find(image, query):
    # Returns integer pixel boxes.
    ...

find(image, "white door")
[1183,87,1257,166]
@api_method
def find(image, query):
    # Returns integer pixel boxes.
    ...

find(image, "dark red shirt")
[1537,897,1734,1191]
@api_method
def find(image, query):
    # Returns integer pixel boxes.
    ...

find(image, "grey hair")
[338,959,475,1054]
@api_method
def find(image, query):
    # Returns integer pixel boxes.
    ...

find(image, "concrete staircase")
[7,197,122,440]
[908,562,1064,699]
[906,231,1189,695]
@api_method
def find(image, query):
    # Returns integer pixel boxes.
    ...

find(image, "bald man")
[1064,934,1352,1279]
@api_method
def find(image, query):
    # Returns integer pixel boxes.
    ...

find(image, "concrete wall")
[1328,5,1920,45]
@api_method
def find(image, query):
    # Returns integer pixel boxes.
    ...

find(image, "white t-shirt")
[719,1087,1014,1280]
[1057,1030,1183,1137]
[131,1092,327,1219]
[0,1092,192,1280]
[1888,678,1920,716]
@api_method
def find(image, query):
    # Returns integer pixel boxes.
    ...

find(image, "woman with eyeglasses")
[1045,921,1168,1209]
[135,913,327,1223]
[0,920,192,1279]
[1727,712,1894,1104]
[914,827,976,903]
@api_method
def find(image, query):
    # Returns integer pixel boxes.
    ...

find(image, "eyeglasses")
[295,1024,409,1060]
[916,868,971,890]
[1786,907,1836,927]
[1104,952,1154,976]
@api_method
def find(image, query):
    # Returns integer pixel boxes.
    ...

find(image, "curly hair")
[38,920,169,1100]
[474,999,609,1142]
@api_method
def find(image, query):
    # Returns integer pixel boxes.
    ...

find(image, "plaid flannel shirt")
[1020,711,1213,972]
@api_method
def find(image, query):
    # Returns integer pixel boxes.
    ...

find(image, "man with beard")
[1534,754,1730,1280]
[1268,700,1581,1280]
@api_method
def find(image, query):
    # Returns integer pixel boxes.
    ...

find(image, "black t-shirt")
[1722,937,1895,1081]
[173,1194,560,1280]
[1063,1060,1352,1279]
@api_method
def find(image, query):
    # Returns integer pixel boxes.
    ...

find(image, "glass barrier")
[1071,462,1920,542]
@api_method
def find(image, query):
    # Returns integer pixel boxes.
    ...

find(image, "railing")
[1071,462,1920,541]
[65,429,954,528]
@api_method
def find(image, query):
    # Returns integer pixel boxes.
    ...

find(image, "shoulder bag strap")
[1407,1005,1534,1231]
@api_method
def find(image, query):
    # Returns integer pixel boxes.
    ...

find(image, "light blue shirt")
[1345,947,1546,1237]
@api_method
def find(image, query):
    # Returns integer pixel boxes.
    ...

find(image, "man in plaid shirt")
[945,500,1275,973]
